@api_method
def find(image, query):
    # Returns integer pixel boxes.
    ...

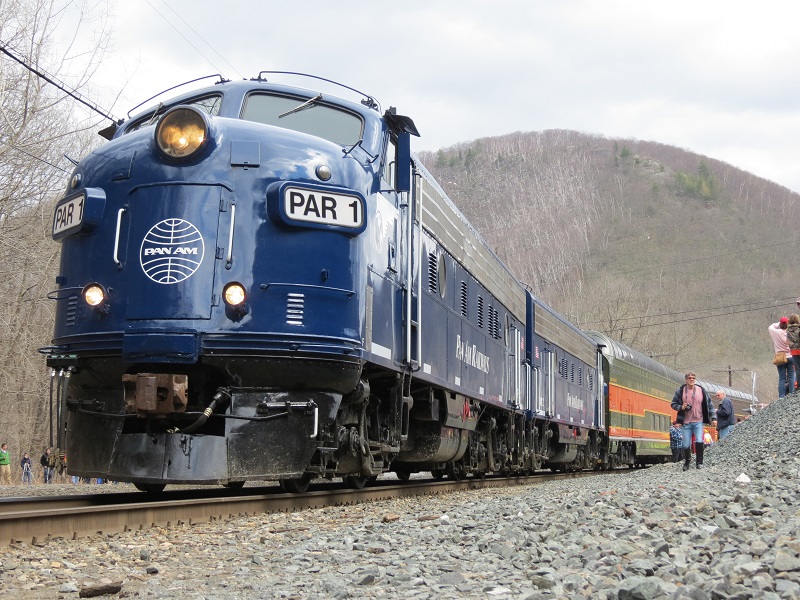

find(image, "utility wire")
[142,0,240,78]
[0,42,119,124]
[581,296,797,326]
[584,239,796,280]
[589,300,789,333]
[10,145,72,175]
[153,0,243,79]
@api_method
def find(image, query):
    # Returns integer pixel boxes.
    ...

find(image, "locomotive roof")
[119,77,386,139]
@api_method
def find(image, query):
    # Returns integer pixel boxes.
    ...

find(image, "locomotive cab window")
[125,95,223,134]
[241,94,363,146]
[382,136,397,188]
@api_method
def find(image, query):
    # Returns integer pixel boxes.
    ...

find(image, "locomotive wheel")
[280,474,312,493]
[223,481,245,490]
[134,483,166,494]
[430,469,445,480]
[472,470,487,480]
[394,470,411,482]
[447,469,463,481]
[343,475,368,489]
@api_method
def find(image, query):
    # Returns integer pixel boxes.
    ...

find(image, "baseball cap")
[780,317,789,325]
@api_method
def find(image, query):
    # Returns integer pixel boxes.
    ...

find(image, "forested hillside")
[419,130,800,403]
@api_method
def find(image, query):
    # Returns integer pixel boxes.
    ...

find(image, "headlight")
[155,107,208,159]
[83,283,106,307]
[223,283,247,307]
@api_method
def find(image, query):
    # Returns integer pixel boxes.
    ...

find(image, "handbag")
[773,351,788,365]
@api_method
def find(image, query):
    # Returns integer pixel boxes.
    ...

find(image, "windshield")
[126,95,223,134]
[241,93,363,146]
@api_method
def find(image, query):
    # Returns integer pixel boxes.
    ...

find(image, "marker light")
[315,164,332,181]
[83,284,106,307]
[155,107,208,159]
[223,283,247,307]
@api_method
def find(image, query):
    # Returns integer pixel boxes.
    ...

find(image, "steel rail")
[0,471,611,546]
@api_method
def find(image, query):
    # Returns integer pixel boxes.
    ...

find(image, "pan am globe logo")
[140,219,205,284]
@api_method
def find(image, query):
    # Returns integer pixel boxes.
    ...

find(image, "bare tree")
[0,0,111,465]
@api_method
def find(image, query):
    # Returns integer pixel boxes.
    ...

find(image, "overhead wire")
[143,0,242,79]
[584,239,796,280]
[581,299,793,333]
[580,296,797,327]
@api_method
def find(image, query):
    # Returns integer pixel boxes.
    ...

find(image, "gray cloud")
[93,0,800,192]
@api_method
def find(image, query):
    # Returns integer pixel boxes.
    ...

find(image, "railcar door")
[506,324,524,408]
[541,349,555,416]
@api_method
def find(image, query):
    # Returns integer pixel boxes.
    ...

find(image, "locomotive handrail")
[252,71,380,111]
[46,287,84,300]
[226,203,236,266]
[258,282,355,297]
[113,208,126,266]
[126,74,230,118]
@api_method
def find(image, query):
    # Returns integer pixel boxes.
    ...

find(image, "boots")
[682,447,692,471]
[695,442,704,469]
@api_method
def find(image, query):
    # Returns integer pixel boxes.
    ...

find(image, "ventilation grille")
[460,281,468,317]
[65,295,78,327]
[428,253,438,295]
[477,296,484,329]
[286,293,305,326]
[488,306,499,339]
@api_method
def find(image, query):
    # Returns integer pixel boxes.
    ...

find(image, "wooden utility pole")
[712,365,750,387]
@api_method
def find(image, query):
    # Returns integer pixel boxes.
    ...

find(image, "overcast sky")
[67,0,800,194]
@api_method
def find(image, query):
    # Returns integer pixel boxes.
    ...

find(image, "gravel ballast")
[1,394,799,599]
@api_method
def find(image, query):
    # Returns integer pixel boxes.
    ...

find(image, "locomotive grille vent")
[488,306,499,339]
[588,372,594,390]
[570,363,575,383]
[428,253,437,296]
[460,281,468,317]
[286,293,305,326]
[65,295,78,326]
[477,296,484,328]
[559,357,568,378]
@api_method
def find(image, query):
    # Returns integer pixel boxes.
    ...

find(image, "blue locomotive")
[43,73,745,492]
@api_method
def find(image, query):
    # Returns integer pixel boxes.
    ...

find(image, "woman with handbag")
[769,317,795,398]
[786,315,800,393]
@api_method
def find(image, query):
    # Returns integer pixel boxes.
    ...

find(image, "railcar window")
[383,136,397,188]
[241,94,363,146]
[125,95,222,133]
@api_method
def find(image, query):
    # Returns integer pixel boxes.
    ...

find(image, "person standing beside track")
[41,447,53,484]
[786,314,800,391]
[670,421,683,462]
[715,390,735,441]
[769,317,795,398]
[671,372,715,471]
[0,443,11,484]
[20,453,33,484]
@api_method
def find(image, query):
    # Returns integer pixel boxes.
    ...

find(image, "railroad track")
[0,471,611,546]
